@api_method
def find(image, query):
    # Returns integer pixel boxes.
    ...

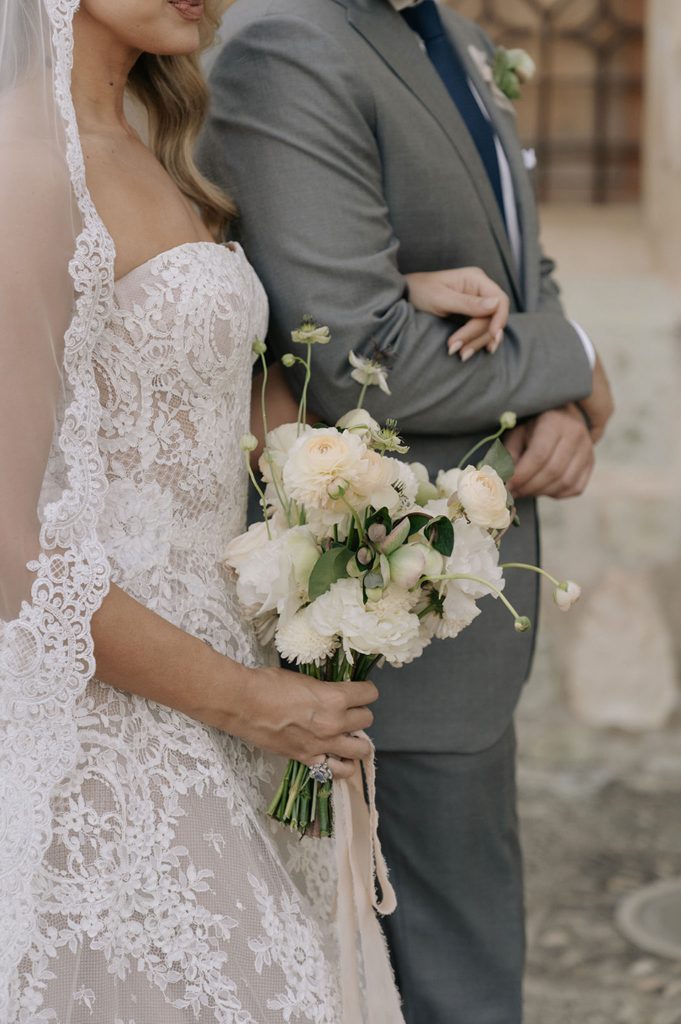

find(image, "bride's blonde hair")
[127,0,235,236]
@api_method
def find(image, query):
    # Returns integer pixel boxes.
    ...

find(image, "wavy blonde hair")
[127,1,234,236]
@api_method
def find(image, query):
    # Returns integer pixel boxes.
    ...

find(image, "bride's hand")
[405,267,510,361]
[223,664,378,780]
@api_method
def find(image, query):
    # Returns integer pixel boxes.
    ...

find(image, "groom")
[199,1,612,1020]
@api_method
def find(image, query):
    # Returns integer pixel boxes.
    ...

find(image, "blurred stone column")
[645,0,681,285]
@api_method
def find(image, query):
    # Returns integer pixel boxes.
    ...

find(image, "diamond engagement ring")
[308,757,334,785]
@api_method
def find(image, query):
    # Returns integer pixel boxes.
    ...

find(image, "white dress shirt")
[390,0,596,367]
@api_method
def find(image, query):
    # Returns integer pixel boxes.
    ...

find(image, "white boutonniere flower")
[468,44,536,115]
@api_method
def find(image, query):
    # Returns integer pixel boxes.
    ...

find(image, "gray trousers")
[375,725,525,1024]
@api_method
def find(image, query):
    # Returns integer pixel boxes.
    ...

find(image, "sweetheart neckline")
[113,240,240,288]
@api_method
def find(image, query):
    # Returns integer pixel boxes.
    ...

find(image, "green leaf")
[308,546,353,601]
[478,438,516,484]
[424,516,455,558]
[366,507,392,532]
[406,512,432,537]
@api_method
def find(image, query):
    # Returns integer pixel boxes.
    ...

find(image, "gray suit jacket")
[198,0,593,754]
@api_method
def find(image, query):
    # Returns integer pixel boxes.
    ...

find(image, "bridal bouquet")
[225,319,581,837]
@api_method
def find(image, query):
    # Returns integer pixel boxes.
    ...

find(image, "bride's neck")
[72,11,140,134]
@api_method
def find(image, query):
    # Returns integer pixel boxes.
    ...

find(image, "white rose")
[283,427,371,523]
[436,467,463,499]
[457,465,511,530]
[336,408,381,438]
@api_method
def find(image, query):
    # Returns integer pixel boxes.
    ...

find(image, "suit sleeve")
[198,15,593,436]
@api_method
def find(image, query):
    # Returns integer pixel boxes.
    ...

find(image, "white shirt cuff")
[570,320,596,370]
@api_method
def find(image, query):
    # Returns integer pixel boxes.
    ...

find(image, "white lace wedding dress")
[10,241,347,1023]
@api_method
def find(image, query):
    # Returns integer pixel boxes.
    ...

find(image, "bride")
[0,1,510,1020]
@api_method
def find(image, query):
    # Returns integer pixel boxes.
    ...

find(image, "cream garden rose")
[283,427,371,517]
[457,464,511,530]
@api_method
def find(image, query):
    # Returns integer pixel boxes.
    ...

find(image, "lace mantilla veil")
[0,0,115,1012]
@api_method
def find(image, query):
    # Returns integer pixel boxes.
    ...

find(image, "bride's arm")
[91,582,375,778]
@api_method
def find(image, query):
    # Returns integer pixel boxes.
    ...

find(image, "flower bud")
[514,616,532,633]
[252,338,267,356]
[500,411,517,431]
[380,517,410,555]
[357,547,373,566]
[368,523,387,545]
[240,433,258,453]
[554,580,582,612]
[389,544,427,589]
[281,353,296,368]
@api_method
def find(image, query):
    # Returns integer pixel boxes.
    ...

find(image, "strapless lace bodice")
[12,242,347,1023]
[95,241,268,660]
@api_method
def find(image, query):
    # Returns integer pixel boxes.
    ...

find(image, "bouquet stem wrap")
[334,738,402,1023]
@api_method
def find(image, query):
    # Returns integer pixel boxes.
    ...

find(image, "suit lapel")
[454,27,539,309]
[342,0,523,308]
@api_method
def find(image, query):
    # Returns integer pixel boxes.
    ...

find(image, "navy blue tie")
[402,1,506,223]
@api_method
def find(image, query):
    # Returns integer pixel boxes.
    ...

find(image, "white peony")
[445,520,504,601]
[424,497,451,519]
[224,524,319,624]
[309,578,424,666]
[457,465,511,530]
[440,584,482,639]
[355,449,404,514]
[275,608,339,666]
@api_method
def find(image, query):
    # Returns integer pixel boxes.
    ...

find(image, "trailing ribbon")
[333,734,404,1023]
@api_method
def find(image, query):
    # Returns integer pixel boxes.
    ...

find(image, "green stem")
[500,562,562,588]
[243,453,272,540]
[457,425,504,469]
[298,343,313,433]
[357,381,370,410]
[426,572,527,624]
[340,497,366,544]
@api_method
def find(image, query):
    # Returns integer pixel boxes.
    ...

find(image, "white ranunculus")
[457,465,511,530]
[436,467,464,499]
[554,580,582,612]
[309,577,424,666]
[355,449,404,513]
[283,427,372,524]
[336,408,381,438]
[275,608,339,666]
[445,520,504,601]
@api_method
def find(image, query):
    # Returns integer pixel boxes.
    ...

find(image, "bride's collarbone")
[81,130,213,281]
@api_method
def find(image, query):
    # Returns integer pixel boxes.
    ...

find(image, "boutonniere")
[468,44,536,115]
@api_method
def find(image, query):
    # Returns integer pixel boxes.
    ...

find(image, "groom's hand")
[505,404,595,499]
[579,354,614,443]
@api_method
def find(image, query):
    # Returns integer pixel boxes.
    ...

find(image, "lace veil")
[0,0,114,1011]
